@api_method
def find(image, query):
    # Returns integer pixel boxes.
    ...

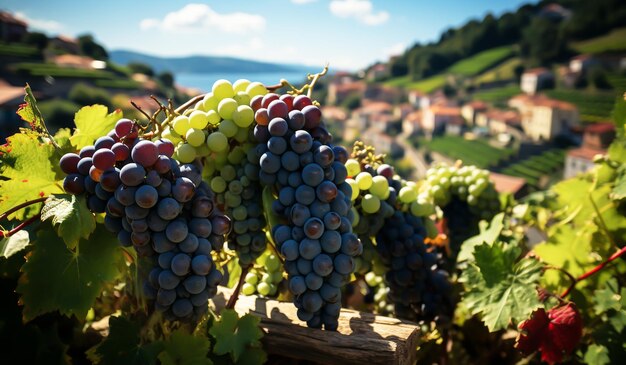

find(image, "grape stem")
[560,244,626,298]
[0,197,47,221]
[0,214,41,238]
[225,264,251,310]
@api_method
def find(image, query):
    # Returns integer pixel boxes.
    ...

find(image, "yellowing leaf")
[158,330,212,365]
[41,194,96,249]
[70,105,122,150]
[0,132,63,220]
[16,225,125,321]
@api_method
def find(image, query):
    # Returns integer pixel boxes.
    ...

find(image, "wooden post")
[211,287,421,365]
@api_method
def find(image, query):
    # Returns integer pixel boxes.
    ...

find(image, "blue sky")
[4,0,535,71]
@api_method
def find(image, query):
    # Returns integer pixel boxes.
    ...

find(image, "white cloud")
[212,37,265,58]
[383,42,406,58]
[291,0,317,4]
[329,0,389,26]
[14,12,64,33]
[140,4,265,34]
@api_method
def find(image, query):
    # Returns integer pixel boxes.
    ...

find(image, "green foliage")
[16,225,125,321]
[128,62,155,77]
[157,71,175,88]
[0,132,63,220]
[78,34,108,60]
[384,74,447,93]
[415,136,515,168]
[68,82,112,108]
[544,89,617,123]
[340,93,361,110]
[90,316,163,365]
[159,330,212,365]
[593,278,626,333]
[447,46,514,76]
[460,242,543,331]
[40,194,96,249]
[584,344,611,365]
[0,230,30,258]
[69,105,123,149]
[472,85,521,103]
[209,309,265,364]
[474,57,523,84]
[458,213,505,263]
[521,17,567,65]
[21,32,49,50]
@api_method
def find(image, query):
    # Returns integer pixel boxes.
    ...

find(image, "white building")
[521,68,554,95]
[509,95,579,141]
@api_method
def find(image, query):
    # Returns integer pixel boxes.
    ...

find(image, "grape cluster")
[60,118,231,320]
[375,211,453,323]
[241,250,283,297]
[173,79,268,266]
[253,93,362,330]
[419,164,500,255]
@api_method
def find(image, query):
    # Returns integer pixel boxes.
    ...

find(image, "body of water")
[175,71,310,92]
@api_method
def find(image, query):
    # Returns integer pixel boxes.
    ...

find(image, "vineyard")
[0,71,625,365]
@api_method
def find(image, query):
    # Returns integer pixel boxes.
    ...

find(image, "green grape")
[424,217,439,238]
[365,271,382,287]
[345,159,361,177]
[233,105,254,128]
[227,147,246,165]
[207,132,228,152]
[351,207,360,227]
[233,205,247,220]
[369,175,389,198]
[245,272,259,285]
[195,143,210,157]
[210,176,227,193]
[204,158,216,176]
[361,193,380,214]
[233,126,249,143]
[172,115,190,135]
[188,110,209,129]
[356,172,373,190]
[410,201,434,217]
[245,82,267,98]
[206,110,221,125]
[176,143,196,163]
[270,271,283,283]
[233,79,251,93]
[218,119,238,138]
[212,79,235,100]
[217,98,238,120]
[194,100,205,111]
[257,282,271,296]
[265,254,280,271]
[202,93,219,111]
[242,283,256,295]
[234,91,251,106]
[345,178,360,200]
[185,128,205,147]
[162,126,182,144]
[221,165,237,181]
[398,186,417,203]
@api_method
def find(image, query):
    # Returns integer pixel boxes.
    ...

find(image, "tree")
[128,62,155,77]
[157,71,175,88]
[21,32,48,50]
[77,34,108,60]
[68,83,112,108]
[521,17,567,65]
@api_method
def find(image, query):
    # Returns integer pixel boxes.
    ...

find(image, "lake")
[175,71,311,93]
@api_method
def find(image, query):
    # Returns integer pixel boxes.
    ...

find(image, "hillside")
[110,50,311,74]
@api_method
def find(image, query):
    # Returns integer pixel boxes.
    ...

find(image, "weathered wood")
[211,287,420,365]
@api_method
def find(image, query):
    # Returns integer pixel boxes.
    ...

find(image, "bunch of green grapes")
[242,249,284,297]
[165,79,270,267]
[363,257,394,316]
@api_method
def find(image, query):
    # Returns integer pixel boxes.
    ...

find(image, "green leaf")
[234,345,267,365]
[209,309,264,362]
[16,84,59,148]
[0,132,63,220]
[16,225,125,321]
[593,278,626,333]
[0,230,30,258]
[41,194,96,249]
[70,105,122,150]
[458,213,505,263]
[460,242,543,331]
[226,258,242,288]
[611,166,626,202]
[91,316,163,365]
[584,344,611,365]
[158,330,212,365]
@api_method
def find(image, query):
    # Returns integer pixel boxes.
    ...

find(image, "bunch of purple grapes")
[251,93,361,330]
[375,210,453,323]
[60,118,231,320]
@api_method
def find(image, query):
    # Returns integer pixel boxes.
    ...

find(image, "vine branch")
[0,214,41,238]
[560,244,626,298]
[226,264,251,310]
[0,197,47,221]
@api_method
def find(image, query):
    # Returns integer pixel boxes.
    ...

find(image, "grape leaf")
[611,166,626,202]
[41,194,95,249]
[584,344,611,365]
[15,84,59,149]
[209,309,264,362]
[593,278,626,333]
[16,225,125,321]
[70,105,122,150]
[0,230,30,258]
[0,132,63,220]
[226,257,242,288]
[458,213,505,263]
[233,346,267,365]
[90,316,163,365]
[157,330,212,365]
[460,242,543,331]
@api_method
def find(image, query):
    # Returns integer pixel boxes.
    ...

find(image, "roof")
[523,67,552,76]
[0,83,25,106]
[489,173,527,194]
[572,54,594,61]
[509,94,577,111]
[0,11,27,27]
[321,106,347,121]
[568,146,606,161]
[585,122,615,134]
[404,110,422,123]
[357,100,393,114]
[51,54,94,68]
[464,100,488,110]
[370,64,387,72]
[53,35,78,44]
[428,105,462,116]
[485,109,521,124]
[332,81,366,93]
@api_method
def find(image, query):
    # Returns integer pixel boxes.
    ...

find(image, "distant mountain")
[110,50,311,74]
